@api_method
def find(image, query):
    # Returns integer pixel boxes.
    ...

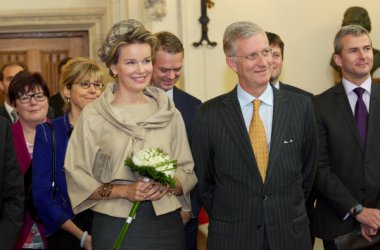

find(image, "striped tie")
[249,99,268,182]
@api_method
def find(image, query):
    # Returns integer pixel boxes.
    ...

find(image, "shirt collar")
[272,81,280,89]
[342,76,372,95]
[165,88,174,99]
[237,83,274,108]
[4,101,14,114]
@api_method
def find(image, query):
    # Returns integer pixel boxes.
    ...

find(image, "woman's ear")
[63,85,71,99]
[110,64,118,77]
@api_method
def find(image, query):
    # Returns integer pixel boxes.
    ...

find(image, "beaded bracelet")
[80,231,88,248]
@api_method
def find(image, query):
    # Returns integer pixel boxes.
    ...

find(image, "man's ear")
[226,57,238,73]
[333,53,343,68]
[0,81,4,92]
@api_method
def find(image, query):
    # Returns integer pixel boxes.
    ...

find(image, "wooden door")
[0,31,89,104]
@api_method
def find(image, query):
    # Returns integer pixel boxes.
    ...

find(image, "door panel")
[0,31,88,104]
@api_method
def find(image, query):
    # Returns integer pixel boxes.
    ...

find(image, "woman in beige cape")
[64,19,197,250]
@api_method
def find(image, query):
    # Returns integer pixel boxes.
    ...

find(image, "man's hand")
[360,223,378,242]
[355,207,380,230]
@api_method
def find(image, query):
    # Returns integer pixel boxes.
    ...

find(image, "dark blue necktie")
[354,87,368,147]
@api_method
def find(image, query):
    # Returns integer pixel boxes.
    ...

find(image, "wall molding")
[0,8,107,59]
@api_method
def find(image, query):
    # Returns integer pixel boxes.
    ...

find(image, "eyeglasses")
[232,48,272,61]
[18,92,47,103]
[74,81,104,90]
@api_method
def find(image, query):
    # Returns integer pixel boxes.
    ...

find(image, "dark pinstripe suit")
[191,86,317,250]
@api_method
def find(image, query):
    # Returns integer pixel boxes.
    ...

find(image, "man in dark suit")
[152,31,202,250]
[266,31,312,97]
[0,117,24,249]
[191,21,317,250]
[0,62,28,122]
[313,25,380,250]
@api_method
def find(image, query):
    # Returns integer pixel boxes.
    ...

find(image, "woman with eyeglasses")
[8,70,50,250]
[32,57,104,250]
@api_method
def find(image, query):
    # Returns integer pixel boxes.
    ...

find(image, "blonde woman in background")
[32,57,104,250]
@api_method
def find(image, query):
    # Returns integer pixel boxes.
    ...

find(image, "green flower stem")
[113,201,141,250]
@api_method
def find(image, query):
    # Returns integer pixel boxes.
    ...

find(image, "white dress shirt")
[4,102,16,122]
[237,83,273,151]
[342,76,371,115]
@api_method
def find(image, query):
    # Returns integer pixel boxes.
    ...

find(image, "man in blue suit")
[152,31,202,250]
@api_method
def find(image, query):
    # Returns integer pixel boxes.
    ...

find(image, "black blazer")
[313,83,380,240]
[0,105,12,122]
[279,82,313,97]
[192,86,317,250]
[172,86,202,140]
[172,86,202,220]
[0,117,24,250]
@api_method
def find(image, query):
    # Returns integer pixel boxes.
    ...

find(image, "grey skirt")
[92,201,185,250]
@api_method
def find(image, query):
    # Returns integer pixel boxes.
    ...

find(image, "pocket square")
[283,139,294,144]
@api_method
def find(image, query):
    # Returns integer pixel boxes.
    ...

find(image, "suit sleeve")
[313,100,358,218]
[0,119,24,250]
[191,104,215,214]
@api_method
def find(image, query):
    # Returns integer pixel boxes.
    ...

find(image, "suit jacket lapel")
[334,84,363,149]
[266,88,289,181]
[220,87,262,182]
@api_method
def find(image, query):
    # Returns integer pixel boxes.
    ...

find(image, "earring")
[111,71,118,80]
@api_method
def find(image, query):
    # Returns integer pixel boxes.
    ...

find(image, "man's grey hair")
[334,24,371,55]
[223,21,266,57]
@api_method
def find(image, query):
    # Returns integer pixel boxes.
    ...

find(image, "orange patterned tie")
[249,99,269,182]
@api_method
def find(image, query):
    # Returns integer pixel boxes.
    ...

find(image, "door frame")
[0,7,107,60]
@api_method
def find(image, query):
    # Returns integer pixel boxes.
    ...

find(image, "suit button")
[257,225,262,229]
[262,195,268,200]
[360,188,365,193]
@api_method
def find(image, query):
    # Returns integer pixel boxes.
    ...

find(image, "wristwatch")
[352,204,364,217]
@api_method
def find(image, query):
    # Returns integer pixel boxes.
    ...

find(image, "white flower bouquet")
[113,148,177,250]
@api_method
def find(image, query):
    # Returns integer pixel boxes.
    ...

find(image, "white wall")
[1,0,379,101]
[149,0,380,101]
